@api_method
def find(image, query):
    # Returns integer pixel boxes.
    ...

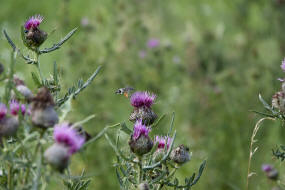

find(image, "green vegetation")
[1,0,285,189]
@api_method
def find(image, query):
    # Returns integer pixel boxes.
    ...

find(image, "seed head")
[170,144,191,164]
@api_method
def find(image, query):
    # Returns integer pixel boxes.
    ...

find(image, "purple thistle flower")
[9,100,25,116]
[54,123,85,155]
[10,100,20,116]
[24,15,44,30]
[130,91,156,108]
[262,164,273,173]
[147,38,160,48]
[20,104,26,115]
[281,58,285,72]
[0,103,7,120]
[154,136,173,149]
[132,120,151,140]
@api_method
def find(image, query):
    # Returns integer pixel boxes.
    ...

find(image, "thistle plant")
[1,15,206,190]
[0,15,103,189]
[248,58,285,189]
[104,91,206,189]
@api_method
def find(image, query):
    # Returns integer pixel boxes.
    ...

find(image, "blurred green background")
[1,0,285,189]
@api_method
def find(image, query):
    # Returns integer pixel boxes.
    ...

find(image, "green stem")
[137,157,143,184]
[8,163,13,189]
[24,130,45,184]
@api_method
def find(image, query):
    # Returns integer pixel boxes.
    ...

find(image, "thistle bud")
[129,91,157,125]
[262,164,279,181]
[170,145,191,164]
[128,120,153,156]
[0,117,19,137]
[153,136,173,162]
[30,87,58,128]
[272,91,285,112]
[44,143,70,172]
[138,183,150,190]
[13,77,33,101]
[23,15,47,49]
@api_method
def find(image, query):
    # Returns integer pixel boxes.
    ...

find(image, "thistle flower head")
[0,103,7,120]
[9,100,26,116]
[281,58,285,72]
[54,123,85,155]
[155,136,173,149]
[10,100,20,116]
[147,38,159,48]
[132,120,151,140]
[262,164,273,172]
[24,15,44,30]
[130,91,156,108]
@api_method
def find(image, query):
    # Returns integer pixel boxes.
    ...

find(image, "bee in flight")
[115,87,134,98]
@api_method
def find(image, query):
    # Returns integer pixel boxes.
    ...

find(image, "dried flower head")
[170,144,191,164]
[154,136,173,149]
[147,38,159,48]
[272,91,285,112]
[130,91,156,108]
[54,123,85,155]
[133,120,151,140]
[0,103,7,120]
[24,15,44,30]
[31,87,55,110]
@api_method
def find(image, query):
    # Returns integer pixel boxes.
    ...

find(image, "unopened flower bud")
[16,85,33,100]
[170,145,191,164]
[44,143,70,172]
[128,120,153,156]
[31,106,58,128]
[272,91,285,112]
[153,148,165,162]
[0,117,19,137]
[23,15,47,49]
[267,170,279,181]
[262,164,279,181]
[138,183,150,190]
[153,136,173,162]
[30,87,58,128]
